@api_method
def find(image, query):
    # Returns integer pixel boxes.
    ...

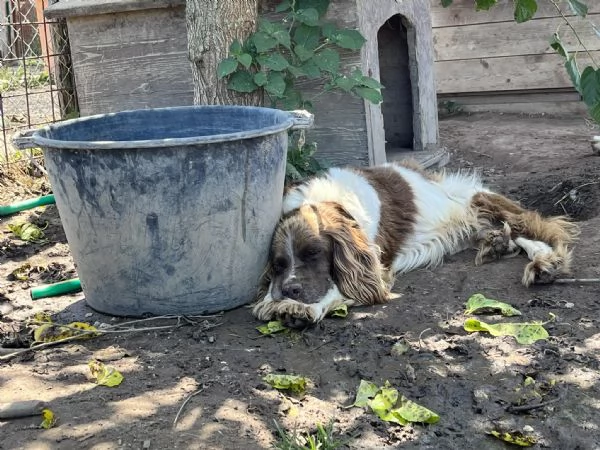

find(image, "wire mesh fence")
[0,0,77,165]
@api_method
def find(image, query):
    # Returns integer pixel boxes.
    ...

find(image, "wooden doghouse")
[45,0,444,168]
[300,0,442,167]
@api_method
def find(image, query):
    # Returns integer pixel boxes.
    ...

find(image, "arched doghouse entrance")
[377,14,414,158]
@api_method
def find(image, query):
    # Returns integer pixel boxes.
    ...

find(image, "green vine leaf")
[313,48,340,73]
[217,57,238,78]
[475,0,497,11]
[550,33,568,58]
[514,0,537,23]
[300,60,322,78]
[567,0,588,17]
[294,44,315,62]
[281,87,303,110]
[265,72,287,97]
[580,66,600,107]
[353,86,383,104]
[589,103,600,123]
[257,53,290,71]
[252,31,278,53]
[229,39,242,56]
[294,0,330,17]
[321,22,336,39]
[294,24,321,51]
[565,57,581,93]
[237,53,253,69]
[441,0,453,6]
[294,8,320,26]
[334,76,359,92]
[227,70,258,92]
[330,29,367,50]
[273,30,292,49]
[275,0,292,13]
[253,72,268,87]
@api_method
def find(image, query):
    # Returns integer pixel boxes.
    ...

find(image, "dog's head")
[252,202,390,325]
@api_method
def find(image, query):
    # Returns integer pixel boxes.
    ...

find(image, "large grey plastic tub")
[20,106,312,317]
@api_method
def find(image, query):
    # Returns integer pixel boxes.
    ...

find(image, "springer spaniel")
[252,160,579,326]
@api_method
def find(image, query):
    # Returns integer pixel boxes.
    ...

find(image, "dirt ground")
[1,112,599,450]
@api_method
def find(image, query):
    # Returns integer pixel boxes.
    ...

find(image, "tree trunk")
[186,0,261,106]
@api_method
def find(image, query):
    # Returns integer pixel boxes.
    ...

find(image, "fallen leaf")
[464,318,549,344]
[256,320,288,335]
[33,321,98,343]
[488,430,536,447]
[11,263,32,281]
[349,379,380,407]
[32,312,53,323]
[465,293,522,316]
[391,340,411,357]
[263,373,307,394]
[88,360,124,387]
[351,380,440,425]
[40,408,57,429]
[330,304,348,318]
[8,222,49,244]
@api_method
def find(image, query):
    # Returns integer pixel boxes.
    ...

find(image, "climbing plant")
[442,0,600,123]
[217,0,383,110]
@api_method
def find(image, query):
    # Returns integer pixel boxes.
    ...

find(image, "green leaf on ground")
[8,222,48,244]
[88,360,124,387]
[464,293,522,316]
[488,430,537,446]
[329,304,348,318]
[349,379,380,407]
[350,380,440,425]
[263,374,308,394]
[464,318,549,344]
[40,408,57,429]
[256,320,288,335]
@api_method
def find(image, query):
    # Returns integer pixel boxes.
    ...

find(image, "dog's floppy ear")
[322,205,390,305]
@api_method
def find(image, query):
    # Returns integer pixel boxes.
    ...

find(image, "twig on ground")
[506,397,560,413]
[555,278,600,284]
[0,315,223,362]
[553,181,599,206]
[173,389,204,428]
[418,328,432,349]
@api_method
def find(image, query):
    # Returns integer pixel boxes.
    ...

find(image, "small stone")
[85,312,93,318]
[208,335,215,343]
[522,425,534,433]
[564,302,575,309]
[142,439,151,449]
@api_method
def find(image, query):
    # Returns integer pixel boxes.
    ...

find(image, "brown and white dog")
[252,161,579,327]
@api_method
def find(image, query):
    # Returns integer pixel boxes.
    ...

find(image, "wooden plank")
[430,0,600,27]
[68,8,194,115]
[45,0,185,19]
[435,52,600,93]
[438,90,581,105]
[434,14,600,61]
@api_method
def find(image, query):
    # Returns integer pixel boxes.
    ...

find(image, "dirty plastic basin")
[21,106,312,316]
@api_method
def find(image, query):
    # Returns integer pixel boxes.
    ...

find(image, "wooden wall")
[429,0,600,111]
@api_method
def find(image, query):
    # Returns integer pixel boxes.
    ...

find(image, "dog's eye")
[302,247,322,260]
[272,258,289,275]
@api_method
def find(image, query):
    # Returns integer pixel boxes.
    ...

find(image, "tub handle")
[12,129,38,149]
[290,110,314,129]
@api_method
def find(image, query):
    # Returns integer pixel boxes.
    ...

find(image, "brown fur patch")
[472,192,580,246]
[358,166,417,268]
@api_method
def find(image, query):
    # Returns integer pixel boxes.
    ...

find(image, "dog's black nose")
[281,282,302,300]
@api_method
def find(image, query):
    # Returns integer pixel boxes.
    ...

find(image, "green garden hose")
[0,194,55,216]
[30,278,81,300]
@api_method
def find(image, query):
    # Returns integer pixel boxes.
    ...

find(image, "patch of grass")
[273,419,345,450]
[0,61,50,92]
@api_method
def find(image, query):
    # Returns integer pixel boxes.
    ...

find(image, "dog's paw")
[522,252,567,286]
[475,223,519,265]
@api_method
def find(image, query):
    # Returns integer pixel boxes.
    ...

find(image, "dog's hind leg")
[471,192,580,286]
